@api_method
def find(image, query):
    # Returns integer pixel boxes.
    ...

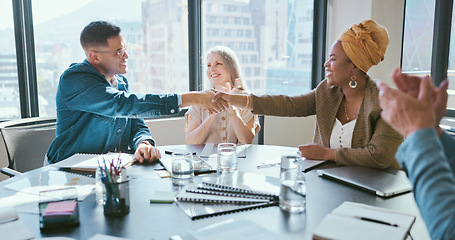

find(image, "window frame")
[402,0,454,117]
[12,0,326,119]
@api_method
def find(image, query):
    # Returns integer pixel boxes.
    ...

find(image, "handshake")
[181,89,251,114]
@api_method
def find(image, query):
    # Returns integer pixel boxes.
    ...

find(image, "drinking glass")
[172,152,194,185]
[280,151,302,176]
[217,143,237,173]
[279,172,306,213]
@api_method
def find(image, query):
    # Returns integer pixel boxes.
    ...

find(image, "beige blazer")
[252,77,402,170]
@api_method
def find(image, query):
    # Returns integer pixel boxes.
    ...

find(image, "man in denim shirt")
[378,69,454,240]
[46,21,224,164]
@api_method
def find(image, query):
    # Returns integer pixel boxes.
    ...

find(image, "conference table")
[0,144,430,239]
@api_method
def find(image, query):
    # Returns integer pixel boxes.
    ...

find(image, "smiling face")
[206,52,232,90]
[324,41,355,87]
[91,35,129,79]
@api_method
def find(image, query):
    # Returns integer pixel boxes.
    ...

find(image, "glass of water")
[280,151,302,176]
[217,143,238,173]
[172,152,194,185]
[279,172,306,213]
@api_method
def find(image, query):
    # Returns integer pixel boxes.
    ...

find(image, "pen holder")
[102,178,130,216]
[39,187,79,230]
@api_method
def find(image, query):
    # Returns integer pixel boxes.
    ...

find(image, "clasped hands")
[204,79,246,115]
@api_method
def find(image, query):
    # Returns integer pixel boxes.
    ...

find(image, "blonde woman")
[185,46,260,144]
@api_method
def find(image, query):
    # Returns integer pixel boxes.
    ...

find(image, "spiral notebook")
[175,172,279,220]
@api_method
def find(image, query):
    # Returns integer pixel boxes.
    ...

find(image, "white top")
[186,106,259,144]
[330,118,356,149]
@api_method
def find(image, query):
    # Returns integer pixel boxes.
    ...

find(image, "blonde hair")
[206,46,248,91]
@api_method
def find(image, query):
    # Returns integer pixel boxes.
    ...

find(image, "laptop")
[317,166,412,197]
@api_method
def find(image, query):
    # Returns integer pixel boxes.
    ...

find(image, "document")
[4,170,94,202]
[0,207,34,240]
[200,143,248,158]
[172,218,284,240]
[313,201,416,240]
[54,153,135,172]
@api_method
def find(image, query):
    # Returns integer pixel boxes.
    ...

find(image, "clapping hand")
[390,68,448,128]
[378,69,448,137]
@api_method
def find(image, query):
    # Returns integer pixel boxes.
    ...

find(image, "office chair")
[252,115,264,145]
[0,117,56,177]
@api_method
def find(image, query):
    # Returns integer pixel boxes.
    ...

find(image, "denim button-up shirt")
[46,60,179,163]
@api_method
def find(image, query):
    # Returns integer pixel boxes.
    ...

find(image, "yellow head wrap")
[337,20,389,73]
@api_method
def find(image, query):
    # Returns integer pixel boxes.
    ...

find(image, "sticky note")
[150,191,177,204]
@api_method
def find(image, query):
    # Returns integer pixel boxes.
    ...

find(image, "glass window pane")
[0,1,20,120]
[202,0,314,96]
[32,0,189,117]
[447,5,455,110]
[401,0,435,75]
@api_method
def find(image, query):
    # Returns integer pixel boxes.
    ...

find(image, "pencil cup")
[279,172,306,213]
[103,179,130,216]
[95,168,106,205]
[217,143,237,173]
[172,152,194,185]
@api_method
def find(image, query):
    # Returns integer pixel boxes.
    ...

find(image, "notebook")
[175,171,279,220]
[317,166,412,197]
[313,201,416,240]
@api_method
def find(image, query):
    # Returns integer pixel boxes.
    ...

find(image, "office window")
[0,1,20,120]
[32,0,189,117]
[447,6,455,110]
[402,0,435,75]
[403,0,455,112]
[202,0,314,96]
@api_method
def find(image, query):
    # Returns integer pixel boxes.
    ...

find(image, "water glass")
[280,151,302,175]
[217,143,237,173]
[279,172,306,213]
[95,168,106,205]
[103,179,130,216]
[172,152,194,185]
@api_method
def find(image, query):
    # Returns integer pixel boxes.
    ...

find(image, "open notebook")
[313,201,416,240]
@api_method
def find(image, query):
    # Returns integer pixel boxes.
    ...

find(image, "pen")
[194,169,217,176]
[356,216,398,227]
[164,150,197,155]
[257,162,280,169]
[123,158,137,168]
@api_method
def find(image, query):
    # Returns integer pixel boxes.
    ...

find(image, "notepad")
[313,201,416,240]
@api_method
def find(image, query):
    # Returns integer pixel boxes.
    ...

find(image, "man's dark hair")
[80,21,121,50]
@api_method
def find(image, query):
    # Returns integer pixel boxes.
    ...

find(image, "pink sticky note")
[44,200,77,214]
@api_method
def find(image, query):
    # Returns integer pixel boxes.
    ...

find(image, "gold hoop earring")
[349,74,357,89]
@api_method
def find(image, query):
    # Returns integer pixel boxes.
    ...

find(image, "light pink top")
[186,106,259,143]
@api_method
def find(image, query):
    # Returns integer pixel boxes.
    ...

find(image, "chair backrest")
[0,117,56,173]
[252,115,265,145]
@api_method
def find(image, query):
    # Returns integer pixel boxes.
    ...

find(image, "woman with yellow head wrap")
[213,20,403,170]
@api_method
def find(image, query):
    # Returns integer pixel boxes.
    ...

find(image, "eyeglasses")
[93,46,128,58]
